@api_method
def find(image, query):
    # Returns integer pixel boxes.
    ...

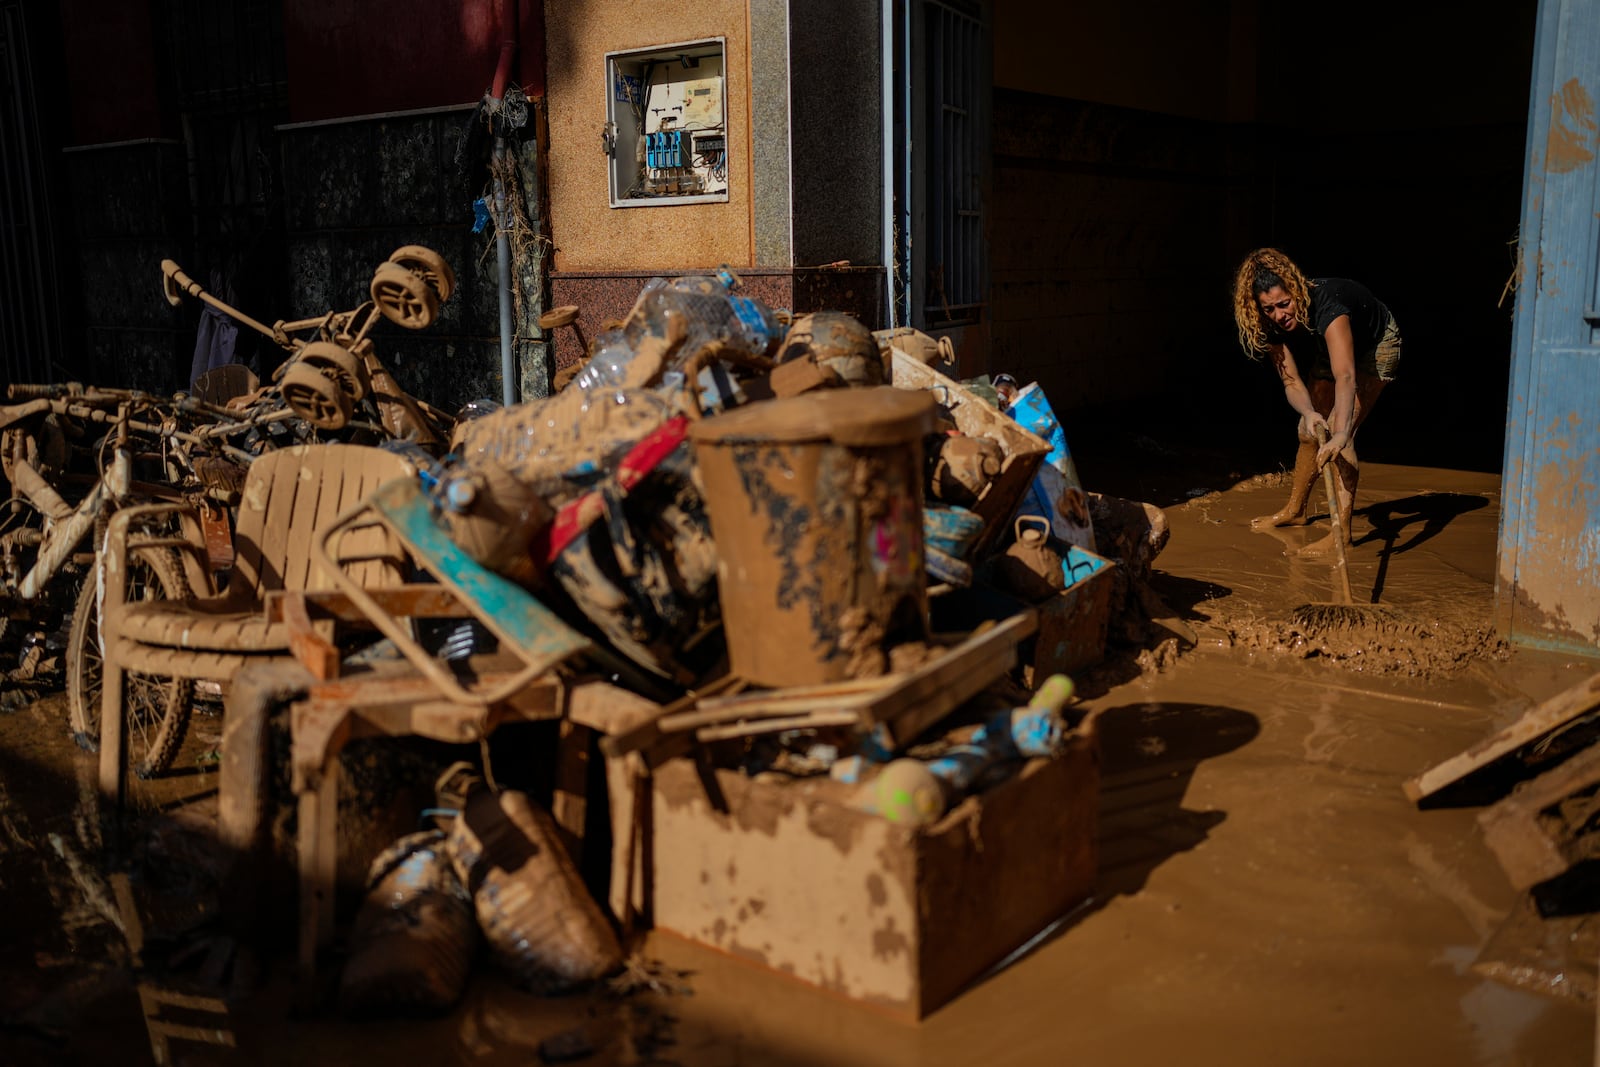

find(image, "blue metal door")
[1498,0,1600,655]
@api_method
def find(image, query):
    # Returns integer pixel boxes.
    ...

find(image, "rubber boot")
[1252,438,1319,529]
[1300,450,1359,558]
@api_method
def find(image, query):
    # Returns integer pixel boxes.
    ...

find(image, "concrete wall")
[788,0,882,267]
[989,91,1249,411]
[541,0,888,371]
[543,0,754,271]
[988,0,1536,461]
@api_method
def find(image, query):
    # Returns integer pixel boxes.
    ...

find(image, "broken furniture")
[282,663,656,992]
[161,252,452,443]
[1408,670,1600,1008]
[889,350,1050,560]
[97,443,411,806]
[261,468,671,988]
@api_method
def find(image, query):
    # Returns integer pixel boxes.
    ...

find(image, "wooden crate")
[1033,546,1118,678]
[645,722,1098,1019]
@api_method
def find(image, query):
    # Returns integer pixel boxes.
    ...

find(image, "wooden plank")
[565,679,662,736]
[366,478,591,671]
[695,709,860,742]
[605,752,647,927]
[598,675,744,757]
[282,592,339,680]
[864,612,1037,746]
[692,677,890,714]
[1404,671,1600,803]
[1478,740,1600,891]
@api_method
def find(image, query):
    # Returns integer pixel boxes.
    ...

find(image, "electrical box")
[606,39,729,208]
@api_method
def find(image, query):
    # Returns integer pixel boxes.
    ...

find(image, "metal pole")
[493,137,516,407]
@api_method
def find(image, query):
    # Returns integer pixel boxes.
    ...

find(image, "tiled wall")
[279,107,551,411]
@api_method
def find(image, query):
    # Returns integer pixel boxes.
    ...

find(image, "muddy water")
[1,462,1596,1065]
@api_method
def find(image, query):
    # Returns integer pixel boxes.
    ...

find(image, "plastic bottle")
[570,272,787,399]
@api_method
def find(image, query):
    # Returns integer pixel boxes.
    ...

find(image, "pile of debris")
[42,256,1180,1027]
[268,267,1178,1018]
[0,249,455,748]
[1407,672,1600,1007]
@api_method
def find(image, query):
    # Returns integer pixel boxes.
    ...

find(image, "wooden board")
[1403,671,1600,803]
[637,612,1037,751]
[1478,739,1600,891]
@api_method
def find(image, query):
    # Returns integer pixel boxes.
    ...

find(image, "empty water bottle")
[570,271,786,400]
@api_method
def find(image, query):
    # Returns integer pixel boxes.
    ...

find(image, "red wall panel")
[60,0,166,144]
[283,0,545,123]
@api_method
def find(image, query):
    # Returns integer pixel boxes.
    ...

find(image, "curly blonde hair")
[1232,248,1315,358]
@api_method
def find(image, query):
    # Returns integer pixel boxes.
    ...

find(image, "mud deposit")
[1,462,1595,1066]
[1226,604,1510,676]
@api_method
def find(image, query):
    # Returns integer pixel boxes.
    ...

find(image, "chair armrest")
[102,502,210,588]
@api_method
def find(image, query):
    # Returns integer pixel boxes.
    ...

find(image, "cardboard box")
[646,722,1098,1019]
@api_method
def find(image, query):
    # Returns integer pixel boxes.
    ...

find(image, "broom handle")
[1315,424,1356,604]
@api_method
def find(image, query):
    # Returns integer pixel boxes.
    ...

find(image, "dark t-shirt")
[1269,277,1392,381]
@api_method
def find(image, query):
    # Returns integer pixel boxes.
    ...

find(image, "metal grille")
[924,0,983,326]
[157,0,288,276]
[0,1,65,384]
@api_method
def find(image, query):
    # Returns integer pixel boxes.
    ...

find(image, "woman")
[1231,247,1401,555]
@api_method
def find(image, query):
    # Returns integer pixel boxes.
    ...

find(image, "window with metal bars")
[921,0,985,328]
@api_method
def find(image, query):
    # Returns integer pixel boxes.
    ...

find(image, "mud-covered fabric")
[1270,277,1400,383]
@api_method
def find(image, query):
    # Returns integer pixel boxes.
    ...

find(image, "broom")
[1286,425,1403,633]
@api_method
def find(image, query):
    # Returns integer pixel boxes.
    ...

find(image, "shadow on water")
[997,701,1259,973]
[1355,492,1489,603]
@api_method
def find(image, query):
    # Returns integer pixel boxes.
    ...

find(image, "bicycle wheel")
[66,547,195,778]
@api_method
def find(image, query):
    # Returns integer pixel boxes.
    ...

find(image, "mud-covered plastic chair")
[98,443,411,805]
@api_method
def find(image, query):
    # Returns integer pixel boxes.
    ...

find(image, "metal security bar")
[923,0,984,326]
[0,1,65,384]
[157,0,288,274]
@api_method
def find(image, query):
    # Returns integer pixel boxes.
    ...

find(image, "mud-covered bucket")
[690,387,935,686]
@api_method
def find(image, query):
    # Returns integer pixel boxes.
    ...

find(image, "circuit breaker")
[606,40,729,206]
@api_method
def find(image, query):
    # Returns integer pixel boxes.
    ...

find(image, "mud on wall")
[542,0,753,271]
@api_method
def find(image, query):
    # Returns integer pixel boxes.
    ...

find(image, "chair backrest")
[230,443,411,601]
[194,364,259,406]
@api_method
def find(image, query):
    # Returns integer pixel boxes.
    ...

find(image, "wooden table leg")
[605,752,647,930]
[552,720,591,864]
[296,762,340,992]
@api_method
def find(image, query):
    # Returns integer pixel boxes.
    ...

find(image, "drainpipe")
[881,0,896,329]
[490,2,519,406]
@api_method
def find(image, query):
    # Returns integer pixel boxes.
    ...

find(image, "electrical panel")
[606,40,729,207]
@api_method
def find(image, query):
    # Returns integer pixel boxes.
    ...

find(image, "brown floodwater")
[1,462,1595,1065]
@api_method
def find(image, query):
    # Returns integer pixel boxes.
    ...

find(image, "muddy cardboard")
[648,725,1099,1019]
